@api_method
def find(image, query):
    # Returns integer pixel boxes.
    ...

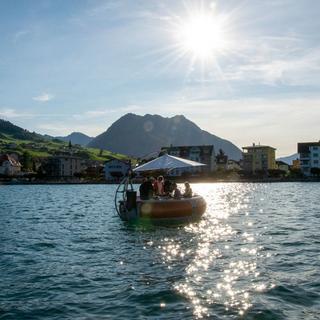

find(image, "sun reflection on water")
[158,183,270,318]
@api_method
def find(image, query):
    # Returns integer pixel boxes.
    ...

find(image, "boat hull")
[119,195,206,224]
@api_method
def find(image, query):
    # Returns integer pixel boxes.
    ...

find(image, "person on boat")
[139,177,154,200]
[172,183,182,199]
[154,175,164,196]
[164,179,173,196]
[183,182,192,198]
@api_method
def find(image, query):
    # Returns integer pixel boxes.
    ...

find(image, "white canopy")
[133,154,206,172]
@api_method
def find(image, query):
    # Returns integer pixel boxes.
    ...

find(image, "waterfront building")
[298,141,320,176]
[242,144,276,173]
[227,159,241,171]
[292,158,300,170]
[0,154,22,176]
[160,145,215,176]
[276,160,290,174]
[105,159,131,182]
[44,155,83,177]
[216,149,228,171]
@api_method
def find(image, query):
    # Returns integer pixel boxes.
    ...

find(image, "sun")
[174,9,229,61]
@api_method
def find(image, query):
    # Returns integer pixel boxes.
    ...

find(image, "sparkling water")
[1,183,319,319]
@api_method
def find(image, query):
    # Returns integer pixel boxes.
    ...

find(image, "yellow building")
[292,159,300,170]
[242,144,276,173]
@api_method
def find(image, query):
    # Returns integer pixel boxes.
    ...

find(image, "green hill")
[0,119,44,141]
[0,118,129,162]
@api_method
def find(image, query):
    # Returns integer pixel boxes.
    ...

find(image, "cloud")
[32,93,54,102]
[87,1,124,16]
[73,105,141,120]
[0,108,33,119]
[223,46,320,86]
[36,122,104,137]
[13,30,30,43]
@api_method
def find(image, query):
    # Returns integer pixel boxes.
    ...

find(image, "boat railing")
[114,176,134,217]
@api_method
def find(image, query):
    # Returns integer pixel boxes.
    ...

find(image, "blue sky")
[0,0,319,156]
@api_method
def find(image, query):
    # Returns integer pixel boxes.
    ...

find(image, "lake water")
[1,183,319,319]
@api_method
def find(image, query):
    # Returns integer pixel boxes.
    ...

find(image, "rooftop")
[298,141,320,153]
[242,144,276,150]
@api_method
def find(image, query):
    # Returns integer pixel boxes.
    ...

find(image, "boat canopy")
[133,154,206,172]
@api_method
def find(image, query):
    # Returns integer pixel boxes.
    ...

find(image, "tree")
[68,140,72,149]
[310,167,320,177]
[22,151,33,171]
[268,169,286,178]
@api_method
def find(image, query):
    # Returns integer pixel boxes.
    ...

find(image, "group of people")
[139,176,192,200]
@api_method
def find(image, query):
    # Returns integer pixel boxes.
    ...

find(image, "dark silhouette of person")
[164,179,173,195]
[139,177,154,200]
[172,183,182,199]
[183,182,192,198]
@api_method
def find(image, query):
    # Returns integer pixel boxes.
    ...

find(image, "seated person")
[139,177,154,200]
[164,179,173,196]
[183,182,192,198]
[172,183,182,199]
[154,175,164,196]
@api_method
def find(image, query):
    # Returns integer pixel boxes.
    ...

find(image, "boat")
[114,154,207,224]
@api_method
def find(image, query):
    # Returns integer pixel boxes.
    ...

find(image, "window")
[314,160,319,164]
[313,153,318,157]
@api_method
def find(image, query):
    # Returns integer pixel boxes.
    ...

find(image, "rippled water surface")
[1,183,320,319]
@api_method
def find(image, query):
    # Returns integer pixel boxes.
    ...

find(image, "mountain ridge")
[88,113,242,160]
[55,132,93,146]
[0,118,46,142]
[277,153,299,165]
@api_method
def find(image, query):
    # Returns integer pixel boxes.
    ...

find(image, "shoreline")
[1,177,320,185]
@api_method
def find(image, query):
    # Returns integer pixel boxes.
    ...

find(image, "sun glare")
[170,2,232,65]
[177,13,226,60]
[150,2,235,76]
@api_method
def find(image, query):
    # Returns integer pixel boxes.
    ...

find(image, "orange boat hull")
[137,196,206,222]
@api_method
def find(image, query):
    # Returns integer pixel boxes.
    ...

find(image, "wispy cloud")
[88,1,124,17]
[223,45,320,86]
[0,108,33,119]
[36,122,104,137]
[13,30,30,43]
[32,92,54,102]
[73,105,141,120]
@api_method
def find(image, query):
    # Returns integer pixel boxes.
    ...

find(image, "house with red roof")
[0,154,22,176]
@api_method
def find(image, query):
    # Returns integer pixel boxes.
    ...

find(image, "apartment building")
[298,141,320,176]
[242,144,276,173]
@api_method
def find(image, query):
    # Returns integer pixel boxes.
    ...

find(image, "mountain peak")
[55,132,93,146]
[88,113,241,159]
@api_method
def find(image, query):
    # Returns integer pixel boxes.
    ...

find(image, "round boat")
[114,154,208,224]
[118,193,206,224]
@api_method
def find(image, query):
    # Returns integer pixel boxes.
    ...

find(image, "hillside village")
[1,117,319,183]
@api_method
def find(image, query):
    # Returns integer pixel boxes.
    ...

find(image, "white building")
[227,160,241,171]
[276,161,290,174]
[160,145,216,177]
[45,155,83,177]
[298,141,320,176]
[0,154,22,176]
[105,159,131,182]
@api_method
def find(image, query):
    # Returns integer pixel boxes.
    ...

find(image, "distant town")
[1,115,319,184]
[1,140,319,184]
